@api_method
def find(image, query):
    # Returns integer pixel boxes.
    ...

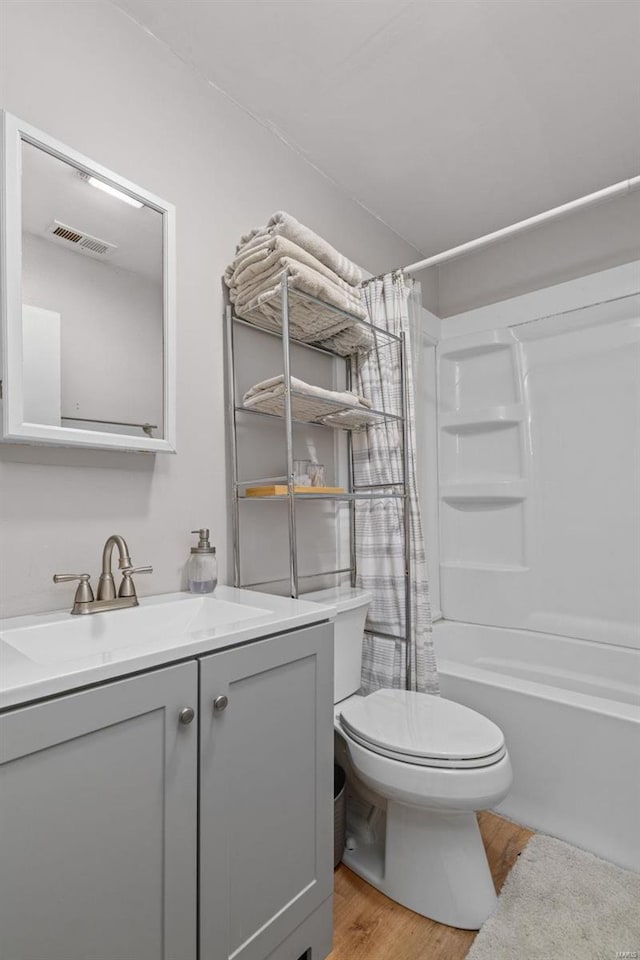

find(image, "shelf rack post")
[280,271,299,598]
[400,331,412,689]
[346,355,357,588]
[225,305,241,588]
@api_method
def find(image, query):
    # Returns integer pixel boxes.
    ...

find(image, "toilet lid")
[339,689,506,768]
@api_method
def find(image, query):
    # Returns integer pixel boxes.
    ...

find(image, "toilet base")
[343,792,497,930]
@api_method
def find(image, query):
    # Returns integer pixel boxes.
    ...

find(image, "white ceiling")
[113,0,640,257]
[22,141,163,281]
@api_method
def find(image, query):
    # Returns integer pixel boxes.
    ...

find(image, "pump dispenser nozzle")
[191,529,215,553]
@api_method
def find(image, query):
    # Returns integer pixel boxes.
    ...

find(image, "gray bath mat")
[467,834,640,960]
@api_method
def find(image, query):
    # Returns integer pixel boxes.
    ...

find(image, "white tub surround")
[434,620,640,872]
[437,274,640,652]
[0,586,335,709]
[429,269,640,874]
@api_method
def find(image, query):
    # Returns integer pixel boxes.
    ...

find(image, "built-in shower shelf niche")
[439,414,524,482]
[440,561,529,573]
[440,481,528,503]
[440,497,527,569]
[437,327,529,577]
[438,329,516,361]
[440,404,524,432]
[439,330,519,411]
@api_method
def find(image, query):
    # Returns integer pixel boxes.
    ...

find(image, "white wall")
[419,189,640,317]
[0,0,421,618]
[23,233,163,431]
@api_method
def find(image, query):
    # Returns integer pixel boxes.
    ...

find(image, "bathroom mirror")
[0,112,176,452]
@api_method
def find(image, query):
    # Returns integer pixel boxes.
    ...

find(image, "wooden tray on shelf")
[245,485,345,497]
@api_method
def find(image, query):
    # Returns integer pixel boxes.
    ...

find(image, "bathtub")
[433,620,640,872]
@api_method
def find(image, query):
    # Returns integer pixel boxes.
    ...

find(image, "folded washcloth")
[236,211,362,287]
[243,375,371,410]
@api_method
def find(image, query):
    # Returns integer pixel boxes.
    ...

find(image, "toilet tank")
[303,586,371,704]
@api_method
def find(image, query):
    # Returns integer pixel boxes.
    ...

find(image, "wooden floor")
[328,811,534,960]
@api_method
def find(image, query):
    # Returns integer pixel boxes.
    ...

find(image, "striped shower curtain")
[353,273,439,694]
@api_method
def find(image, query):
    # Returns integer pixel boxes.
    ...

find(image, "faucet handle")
[119,565,153,600]
[53,573,95,611]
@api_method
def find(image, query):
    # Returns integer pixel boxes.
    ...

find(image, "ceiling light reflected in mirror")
[79,171,145,208]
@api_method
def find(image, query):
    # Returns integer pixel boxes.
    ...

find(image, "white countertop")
[0,587,335,710]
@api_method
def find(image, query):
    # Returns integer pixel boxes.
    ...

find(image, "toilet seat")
[339,689,506,769]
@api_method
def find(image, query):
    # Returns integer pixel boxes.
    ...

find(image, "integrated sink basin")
[1,593,273,665]
[0,585,334,709]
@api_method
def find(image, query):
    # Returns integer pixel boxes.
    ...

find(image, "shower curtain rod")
[398,175,640,276]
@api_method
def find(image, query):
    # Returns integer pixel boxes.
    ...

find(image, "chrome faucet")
[98,534,133,601]
[54,535,152,615]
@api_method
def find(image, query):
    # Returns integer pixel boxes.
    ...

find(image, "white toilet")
[305,585,513,930]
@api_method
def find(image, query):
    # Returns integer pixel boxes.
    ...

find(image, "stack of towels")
[242,375,377,431]
[225,212,373,355]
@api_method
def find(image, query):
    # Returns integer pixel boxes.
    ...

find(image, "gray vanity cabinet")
[199,623,334,960]
[0,662,199,960]
[0,621,334,960]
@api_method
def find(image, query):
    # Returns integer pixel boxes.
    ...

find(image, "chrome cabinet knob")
[179,707,195,725]
[213,695,228,713]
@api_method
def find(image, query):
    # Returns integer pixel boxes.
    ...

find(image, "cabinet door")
[199,623,334,960]
[0,662,198,960]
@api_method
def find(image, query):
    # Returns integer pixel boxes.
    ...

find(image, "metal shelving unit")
[225,270,413,680]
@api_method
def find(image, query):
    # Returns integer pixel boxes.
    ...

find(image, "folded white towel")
[226,214,372,355]
[316,325,380,357]
[231,259,367,319]
[238,295,373,355]
[236,211,362,287]
[320,408,380,430]
[241,296,353,340]
[230,261,364,314]
[226,235,361,301]
[243,375,371,410]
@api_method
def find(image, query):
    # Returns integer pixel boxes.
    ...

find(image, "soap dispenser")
[187,529,217,594]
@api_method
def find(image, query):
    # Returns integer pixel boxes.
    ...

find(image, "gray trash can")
[334,764,346,869]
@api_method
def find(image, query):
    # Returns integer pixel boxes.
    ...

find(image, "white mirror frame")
[0,111,176,453]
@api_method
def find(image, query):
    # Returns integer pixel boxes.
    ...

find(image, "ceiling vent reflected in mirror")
[46,219,118,258]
